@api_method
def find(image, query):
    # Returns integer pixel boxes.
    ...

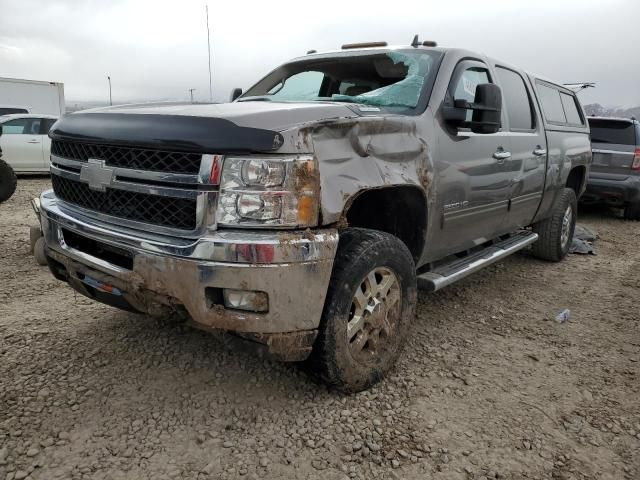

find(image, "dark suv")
[583,116,640,219]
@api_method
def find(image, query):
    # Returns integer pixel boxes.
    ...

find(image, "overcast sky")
[1,0,638,108]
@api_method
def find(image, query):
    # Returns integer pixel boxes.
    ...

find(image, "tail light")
[632,148,640,171]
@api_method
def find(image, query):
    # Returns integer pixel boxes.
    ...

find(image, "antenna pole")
[107,76,112,106]
[188,88,196,103]
[206,5,213,102]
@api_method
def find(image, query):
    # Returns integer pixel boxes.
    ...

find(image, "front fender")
[292,116,434,224]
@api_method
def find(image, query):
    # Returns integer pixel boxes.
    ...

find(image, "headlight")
[241,159,285,187]
[216,155,319,228]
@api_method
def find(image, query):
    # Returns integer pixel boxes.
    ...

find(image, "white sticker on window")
[463,77,477,98]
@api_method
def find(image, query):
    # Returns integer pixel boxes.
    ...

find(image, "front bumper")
[40,190,338,360]
[582,174,640,206]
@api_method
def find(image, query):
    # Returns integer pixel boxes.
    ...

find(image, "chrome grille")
[51,175,197,230]
[51,140,202,174]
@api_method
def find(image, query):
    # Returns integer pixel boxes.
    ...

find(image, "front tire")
[309,228,417,393]
[531,188,577,261]
[0,159,18,203]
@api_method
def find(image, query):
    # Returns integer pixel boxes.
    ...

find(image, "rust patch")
[278,231,298,244]
[252,292,269,312]
[335,216,349,230]
[302,228,315,241]
[291,160,320,196]
[417,166,430,189]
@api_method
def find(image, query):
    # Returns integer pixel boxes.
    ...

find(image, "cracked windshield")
[241,50,440,109]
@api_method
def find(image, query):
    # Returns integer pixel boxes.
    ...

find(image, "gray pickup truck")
[39,40,591,391]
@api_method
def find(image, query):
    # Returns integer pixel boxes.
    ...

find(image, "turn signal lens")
[296,195,315,224]
[632,148,640,170]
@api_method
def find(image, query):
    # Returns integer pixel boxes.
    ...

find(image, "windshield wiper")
[237,96,272,102]
[328,97,357,104]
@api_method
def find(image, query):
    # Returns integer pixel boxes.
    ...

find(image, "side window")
[495,67,534,130]
[267,71,325,100]
[536,83,566,124]
[453,67,490,103]
[40,118,57,134]
[560,93,584,126]
[28,118,41,135]
[451,66,491,123]
[1,118,31,134]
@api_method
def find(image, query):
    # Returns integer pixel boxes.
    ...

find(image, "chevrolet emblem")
[80,159,115,192]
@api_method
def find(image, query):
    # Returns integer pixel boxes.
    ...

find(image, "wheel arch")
[341,185,427,263]
[566,165,587,198]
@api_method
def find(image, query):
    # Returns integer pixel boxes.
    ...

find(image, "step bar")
[418,231,539,292]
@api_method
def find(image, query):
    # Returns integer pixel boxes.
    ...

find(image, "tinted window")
[560,93,583,125]
[537,83,566,123]
[496,67,534,130]
[588,119,637,145]
[41,118,57,134]
[0,108,28,116]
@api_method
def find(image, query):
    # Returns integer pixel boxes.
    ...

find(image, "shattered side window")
[330,52,433,108]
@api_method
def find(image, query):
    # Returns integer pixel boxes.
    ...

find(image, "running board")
[418,231,538,292]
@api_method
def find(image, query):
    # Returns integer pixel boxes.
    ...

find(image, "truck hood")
[78,101,361,132]
[49,101,362,154]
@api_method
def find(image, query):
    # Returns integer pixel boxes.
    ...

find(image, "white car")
[0,113,58,173]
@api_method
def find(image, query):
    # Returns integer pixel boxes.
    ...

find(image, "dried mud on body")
[1,179,639,480]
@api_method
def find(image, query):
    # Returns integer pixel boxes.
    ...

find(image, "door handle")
[532,146,547,156]
[27,139,41,144]
[493,150,512,163]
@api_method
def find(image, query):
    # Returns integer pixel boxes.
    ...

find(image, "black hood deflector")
[49,113,284,153]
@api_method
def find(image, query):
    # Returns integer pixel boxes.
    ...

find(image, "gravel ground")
[1,178,639,480]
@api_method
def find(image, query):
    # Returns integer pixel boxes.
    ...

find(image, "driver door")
[432,60,513,255]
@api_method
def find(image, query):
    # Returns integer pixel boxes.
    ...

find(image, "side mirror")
[442,83,502,134]
[230,88,243,102]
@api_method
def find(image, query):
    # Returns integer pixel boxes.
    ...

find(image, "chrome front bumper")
[40,190,338,358]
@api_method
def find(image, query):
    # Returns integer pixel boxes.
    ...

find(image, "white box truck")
[0,77,65,116]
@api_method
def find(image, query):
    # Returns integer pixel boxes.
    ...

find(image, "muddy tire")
[29,225,43,254]
[34,236,48,266]
[309,228,417,393]
[0,159,17,203]
[531,188,577,262]
[623,202,640,221]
